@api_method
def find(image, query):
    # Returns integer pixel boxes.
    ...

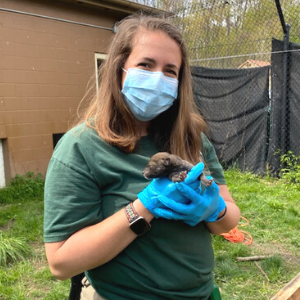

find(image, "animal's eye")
[163,157,171,166]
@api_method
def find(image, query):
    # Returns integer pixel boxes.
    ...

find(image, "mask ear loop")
[122,68,127,73]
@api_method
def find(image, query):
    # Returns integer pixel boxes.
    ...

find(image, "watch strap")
[125,202,139,223]
[124,202,151,236]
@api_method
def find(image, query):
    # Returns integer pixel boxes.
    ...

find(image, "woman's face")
[122,29,182,86]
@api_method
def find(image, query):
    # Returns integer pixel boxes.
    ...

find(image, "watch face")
[130,217,151,236]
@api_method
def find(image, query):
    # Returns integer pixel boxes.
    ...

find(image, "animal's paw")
[169,170,187,182]
[179,170,188,181]
[200,174,213,186]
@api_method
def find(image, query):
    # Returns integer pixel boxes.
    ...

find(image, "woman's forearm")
[206,201,241,234]
[206,184,241,234]
[45,199,154,280]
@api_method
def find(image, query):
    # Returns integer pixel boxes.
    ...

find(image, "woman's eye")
[165,70,178,78]
[138,63,150,68]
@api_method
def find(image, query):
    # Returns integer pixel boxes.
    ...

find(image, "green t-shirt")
[44,123,226,300]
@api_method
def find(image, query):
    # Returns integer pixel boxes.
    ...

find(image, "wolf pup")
[143,152,213,186]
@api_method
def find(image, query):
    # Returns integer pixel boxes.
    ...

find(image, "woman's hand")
[138,163,203,221]
[139,162,226,226]
[137,177,190,218]
[172,181,226,225]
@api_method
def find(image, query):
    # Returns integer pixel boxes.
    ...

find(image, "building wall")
[0,0,127,181]
[0,139,5,188]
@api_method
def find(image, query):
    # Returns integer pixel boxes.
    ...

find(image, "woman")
[44,12,240,300]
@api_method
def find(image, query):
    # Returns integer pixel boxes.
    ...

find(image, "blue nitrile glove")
[183,162,205,186]
[138,178,187,218]
[154,173,201,202]
[158,180,226,226]
[138,163,203,219]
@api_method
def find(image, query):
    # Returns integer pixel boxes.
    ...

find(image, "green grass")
[0,233,31,267]
[213,169,300,299]
[0,173,71,300]
[0,172,44,205]
[0,170,299,299]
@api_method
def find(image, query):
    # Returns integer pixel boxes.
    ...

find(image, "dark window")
[52,133,65,149]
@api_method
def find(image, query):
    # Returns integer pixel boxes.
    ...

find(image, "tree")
[129,0,300,68]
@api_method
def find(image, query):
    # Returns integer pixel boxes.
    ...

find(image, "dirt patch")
[250,241,300,265]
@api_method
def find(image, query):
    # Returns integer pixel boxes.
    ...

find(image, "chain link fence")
[132,0,300,175]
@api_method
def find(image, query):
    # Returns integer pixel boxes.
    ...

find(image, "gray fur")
[143,152,213,185]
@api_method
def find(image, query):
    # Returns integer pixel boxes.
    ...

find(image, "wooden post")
[270,273,300,300]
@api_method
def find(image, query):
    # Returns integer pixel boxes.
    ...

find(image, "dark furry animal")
[143,152,213,186]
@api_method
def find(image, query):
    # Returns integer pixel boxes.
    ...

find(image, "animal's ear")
[162,157,171,166]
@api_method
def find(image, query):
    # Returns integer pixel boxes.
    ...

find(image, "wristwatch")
[125,202,151,236]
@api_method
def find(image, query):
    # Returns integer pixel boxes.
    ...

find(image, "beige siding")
[0,0,127,180]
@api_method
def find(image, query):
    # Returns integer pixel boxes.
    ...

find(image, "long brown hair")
[80,12,207,165]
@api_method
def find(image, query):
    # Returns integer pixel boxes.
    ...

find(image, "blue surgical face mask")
[121,68,178,121]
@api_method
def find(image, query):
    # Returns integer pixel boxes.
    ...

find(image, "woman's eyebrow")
[165,63,180,70]
[141,57,156,64]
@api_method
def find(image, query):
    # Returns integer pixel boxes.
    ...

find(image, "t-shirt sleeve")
[201,133,227,185]
[44,136,102,243]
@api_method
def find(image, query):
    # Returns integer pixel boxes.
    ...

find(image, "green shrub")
[280,151,300,189]
[0,172,44,204]
[0,233,31,266]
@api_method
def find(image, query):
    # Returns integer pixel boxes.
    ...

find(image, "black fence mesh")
[191,65,269,174]
[268,39,300,173]
[131,0,300,174]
